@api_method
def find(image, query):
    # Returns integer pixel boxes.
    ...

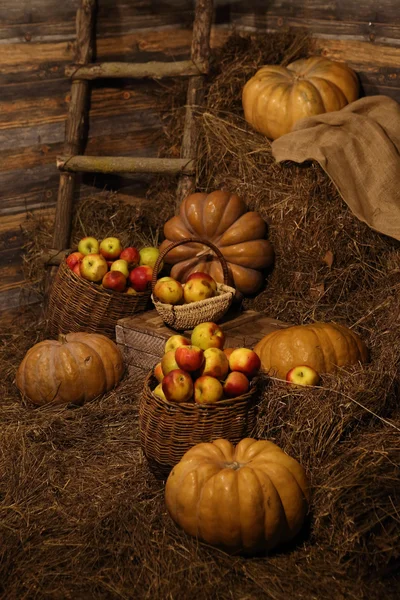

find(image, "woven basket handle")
[151,238,232,292]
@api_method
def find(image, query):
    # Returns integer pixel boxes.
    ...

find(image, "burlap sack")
[271,95,400,241]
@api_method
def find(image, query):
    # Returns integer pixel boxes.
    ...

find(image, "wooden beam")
[57,155,195,175]
[65,60,204,80]
[40,248,70,266]
[176,0,214,207]
[52,0,96,253]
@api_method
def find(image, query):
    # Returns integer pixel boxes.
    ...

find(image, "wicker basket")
[46,260,151,339]
[151,238,236,330]
[139,372,260,477]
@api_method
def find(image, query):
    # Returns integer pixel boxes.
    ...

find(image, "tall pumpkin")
[254,322,368,378]
[16,332,124,406]
[242,56,359,140]
[159,190,274,295]
[165,437,310,555]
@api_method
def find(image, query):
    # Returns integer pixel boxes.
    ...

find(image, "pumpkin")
[242,56,359,140]
[254,322,368,379]
[16,332,124,406]
[165,437,310,555]
[159,190,274,295]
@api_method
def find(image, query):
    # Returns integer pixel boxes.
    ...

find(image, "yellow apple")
[200,348,229,380]
[154,362,164,383]
[162,369,194,403]
[191,322,225,351]
[165,335,191,354]
[161,350,180,375]
[80,253,108,282]
[78,236,99,256]
[153,383,167,401]
[183,278,214,304]
[154,279,184,305]
[228,348,261,378]
[194,375,223,404]
[110,259,129,278]
[99,237,123,260]
[286,365,320,386]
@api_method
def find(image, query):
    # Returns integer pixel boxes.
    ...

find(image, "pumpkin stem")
[225,461,242,471]
[58,333,68,344]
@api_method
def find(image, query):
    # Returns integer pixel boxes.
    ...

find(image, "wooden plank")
[57,155,195,175]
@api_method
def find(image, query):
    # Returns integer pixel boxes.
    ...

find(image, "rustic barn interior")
[1,1,400,598]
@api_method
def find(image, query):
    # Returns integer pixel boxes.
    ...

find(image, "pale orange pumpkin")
[242,56,359,140]
[159,190,274,295]
[165,437,310,555]
[16,332,124,405]
[254,322,368,378]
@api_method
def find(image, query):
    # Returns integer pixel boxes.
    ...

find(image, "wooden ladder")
[45,0,213,267]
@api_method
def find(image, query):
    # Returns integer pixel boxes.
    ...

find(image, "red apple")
[72,262,81,277]
[129,266,152,292]
[223,371,250,398]
[153,383,167,401]
[102,270,127,292]
[175,345,204,373]
[161,350,180,376]
[186,271,217,291]
[162,369,194,403]
[99,237,123,260]
[228,348,261,379]
[120,246,140,267]
[154,362,164,383]
[154,278,184,305]
[165,335,191,354]
[200,347,229,380]
[110,259,129,278]
[80,254,108,282]
[194,376,223,404]
[286,365,320,386]
[191,322,225,351]
[66,251,84,270]
[78,236,99,256]
[183,278,214,304]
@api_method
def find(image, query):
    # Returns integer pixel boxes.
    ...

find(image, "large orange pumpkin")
[165,437,310,555]
[159,191,274,295]
[254,322,368,378]
[16,332,124,405]
[242,56,359,140]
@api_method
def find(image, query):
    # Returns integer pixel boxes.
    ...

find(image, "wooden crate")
[116,308,290,376]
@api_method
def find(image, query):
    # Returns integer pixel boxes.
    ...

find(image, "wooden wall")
[1,0,399,313]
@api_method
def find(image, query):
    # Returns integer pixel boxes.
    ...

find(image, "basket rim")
[151,282,235,312]
[143,371,258,410]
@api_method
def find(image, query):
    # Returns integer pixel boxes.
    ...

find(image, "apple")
[161,350,180,375]
[157,276,174,284]
[120,246,140,268]
[139,246,162,270]
[78,236,99,256]
[162,369,194,403]
[286,365,321,386]
[80,253,108,282]
[194,375,223,404]
[129,266,152,292]
[153,383,167,401]
[99,237,123,260]
[154,278,184,305]
[72,262,81,277]
[191,322,225,351]
[223,371,250,398]
[183,278,215,304]
[165,335,191,354]
[175,345,204,373]
[200,347,229,380]
[223,348,235,360]
[110,259,129,278]
[186,271,217,292]
[102,270,127,292]
[66,251,84,270]
[125,287,137,295]
[154,362,164,383]
[228,348,261,379]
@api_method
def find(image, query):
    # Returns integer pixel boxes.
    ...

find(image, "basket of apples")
[139,321,262,476]
[47,235,162,339]
[151,238,236,330]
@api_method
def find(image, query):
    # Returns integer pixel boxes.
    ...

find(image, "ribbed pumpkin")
[242,56,359,140]
[165,437,310,555]
[159,191,274,295]
[16,332,124,406]
[254,322,368,378]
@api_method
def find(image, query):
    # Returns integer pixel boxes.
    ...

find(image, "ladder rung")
[57,155,196,175]
[65,60,206,81]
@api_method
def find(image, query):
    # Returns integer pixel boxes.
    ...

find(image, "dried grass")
[1,30,400,599]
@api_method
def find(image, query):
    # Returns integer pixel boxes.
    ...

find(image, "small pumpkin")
[242,56,359,140]
[16,332,124,406]
[159,190,274,295]
[254,322,368,379]
[165,437,310,555]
